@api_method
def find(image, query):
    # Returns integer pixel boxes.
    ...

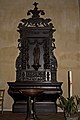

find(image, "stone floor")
[0,112,80,120]
[0,112,65,120]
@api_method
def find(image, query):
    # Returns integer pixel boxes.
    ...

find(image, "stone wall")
[0,0,80,111]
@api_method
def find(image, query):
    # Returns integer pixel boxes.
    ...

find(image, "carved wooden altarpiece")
[7,2,63,114]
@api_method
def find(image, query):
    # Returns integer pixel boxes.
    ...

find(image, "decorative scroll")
[17,2,54,28]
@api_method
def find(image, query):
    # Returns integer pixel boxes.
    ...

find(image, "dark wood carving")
[7,2,63,114]
[16,2,57,81]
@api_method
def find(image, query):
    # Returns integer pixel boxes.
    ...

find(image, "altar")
[7,2,63,114]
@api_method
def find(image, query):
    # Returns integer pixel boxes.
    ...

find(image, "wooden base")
[12,101,57,114]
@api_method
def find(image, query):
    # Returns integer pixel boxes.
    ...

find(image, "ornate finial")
[33,2,38,8]
[27,2,45,18]
[19,2,52,27]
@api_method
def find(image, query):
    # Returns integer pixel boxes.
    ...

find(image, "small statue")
[33,43,40,65]
[32,43,41,70]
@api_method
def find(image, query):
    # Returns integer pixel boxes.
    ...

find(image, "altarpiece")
[8,2,62,113]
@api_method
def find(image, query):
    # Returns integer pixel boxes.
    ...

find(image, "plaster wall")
[0,0,80,111]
